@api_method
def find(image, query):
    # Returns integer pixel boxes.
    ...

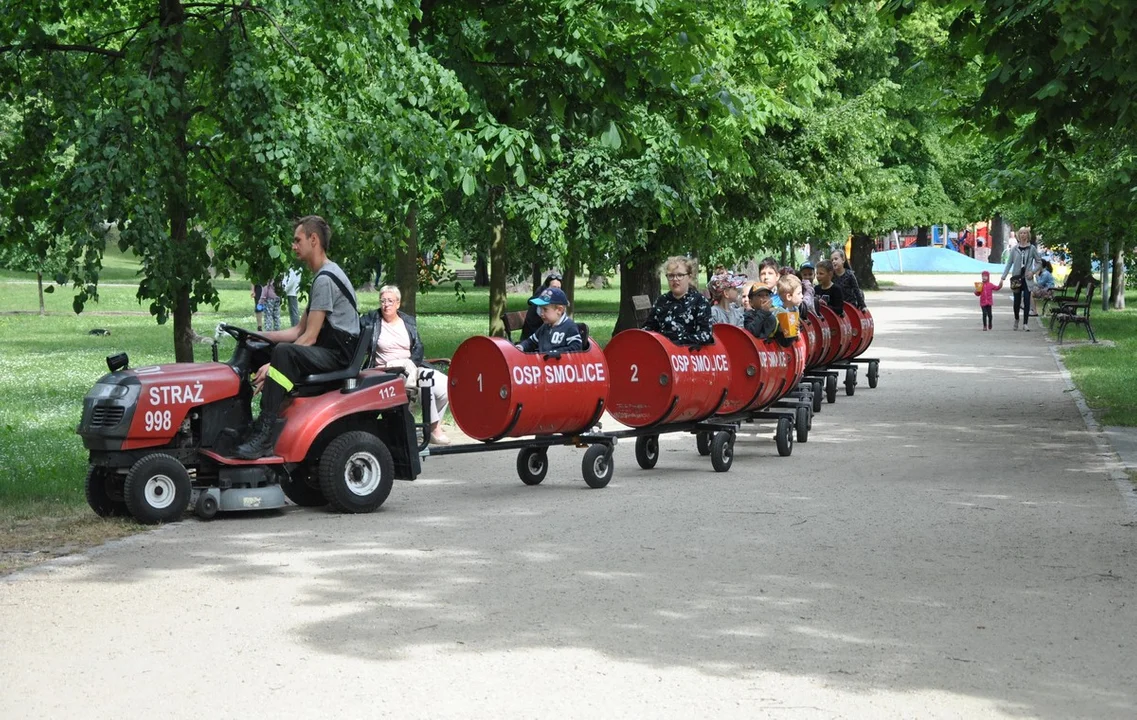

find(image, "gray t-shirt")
[308,261,360,335]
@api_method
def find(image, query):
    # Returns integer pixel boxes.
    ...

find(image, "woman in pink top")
[974,270,1000,331]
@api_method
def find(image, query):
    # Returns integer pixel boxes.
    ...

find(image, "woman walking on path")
[830,249,866,310]
[998,227,1043,331]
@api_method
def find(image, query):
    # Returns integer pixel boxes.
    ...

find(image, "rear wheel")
[85,465,128,518]
[710,432,734,473]
[825,375,837,404]
[319,431,394,513]
[695,431,712,456]
[868,361,879,389]
[582,444,614,489]
[810,380,823,412]
[796,406,810,443]
[124,454,192,525]
[517,447,549,486]
[280,464,327,507]
[776,417,794,457]
[845,367,857,396]
[634,435,660,470]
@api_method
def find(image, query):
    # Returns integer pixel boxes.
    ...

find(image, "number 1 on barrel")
[477,373,483,392]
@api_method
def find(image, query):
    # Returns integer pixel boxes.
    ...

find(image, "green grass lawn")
[1055,289,1137,426]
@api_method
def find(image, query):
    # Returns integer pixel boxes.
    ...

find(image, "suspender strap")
[316,270,358,311]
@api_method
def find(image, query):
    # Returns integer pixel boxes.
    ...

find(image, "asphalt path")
[2,275,1135,719]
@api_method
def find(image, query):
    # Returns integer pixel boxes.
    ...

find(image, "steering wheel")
[218,324,275,347]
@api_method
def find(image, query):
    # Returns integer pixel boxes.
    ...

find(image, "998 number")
[144,410,172,432]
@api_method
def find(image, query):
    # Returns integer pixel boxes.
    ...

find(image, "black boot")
[235,413,277,459]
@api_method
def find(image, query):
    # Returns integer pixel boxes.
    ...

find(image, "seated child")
[772,274,805,336]
[799,263,816,311]
[517,287,583,354]
[743,285,777,339]
[813,259,845,316]
[1032,260,1056,302]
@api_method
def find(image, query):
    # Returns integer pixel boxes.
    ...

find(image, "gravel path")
[2,275,1135,719]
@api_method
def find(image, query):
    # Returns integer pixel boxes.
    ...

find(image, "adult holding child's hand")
[999,227,1042,331]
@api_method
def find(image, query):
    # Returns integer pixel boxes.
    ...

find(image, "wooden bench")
[454,268,476,282]
[1047,279,1087,330]
[1054,279,1099,344]
[632,294,653,325]
[501,310,527,341]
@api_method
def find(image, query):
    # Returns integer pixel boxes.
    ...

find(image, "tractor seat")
[291,315,376,397]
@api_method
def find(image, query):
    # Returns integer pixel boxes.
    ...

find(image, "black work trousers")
[261,343,347,415]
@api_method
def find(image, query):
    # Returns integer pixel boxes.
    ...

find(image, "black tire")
[825,374,837,404]
[796,406,810,443]
[634,435,660,470]
[85,465,129,518]
[776,416,794,457]
[318,431,395,513]
[123,454,192,525]
[517,447,549,486]
[868,361,879,389]
[280,465,328,507]
[845,367,857,396]
[582,444,614,489]
[811,381,823,413]
[695,431,712,457]
[710,431,734,473]
[194,492,219,520]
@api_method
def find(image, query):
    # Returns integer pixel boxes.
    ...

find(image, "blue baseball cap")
[800,262,815,270]
[530,287,569,306]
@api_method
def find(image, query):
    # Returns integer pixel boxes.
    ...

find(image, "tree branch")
[0,42,125,59]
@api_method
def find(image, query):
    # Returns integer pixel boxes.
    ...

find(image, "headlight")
[87,383,130,400]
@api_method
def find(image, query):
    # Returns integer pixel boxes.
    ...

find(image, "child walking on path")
[975,270,1000,331]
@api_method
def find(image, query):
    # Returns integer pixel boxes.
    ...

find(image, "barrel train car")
[418,301,878,488]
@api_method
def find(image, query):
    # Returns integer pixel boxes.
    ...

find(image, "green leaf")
[461,172,476,196]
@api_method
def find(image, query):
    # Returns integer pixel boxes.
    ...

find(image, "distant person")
[251,283,264,332]
[282,268,302,327]
[813,260,845,316]
[521,272,563,342]
[708,273,746,326]
[998,226,1042,331]
[642,256,714,346]
[798,262,816,312]
[974,270,1001,331]
[829,248,866,310]
[517,287,582,354]
[743,284,777,339]
[260,278,281,332]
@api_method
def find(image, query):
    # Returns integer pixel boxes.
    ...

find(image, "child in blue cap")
[517,286,583,354]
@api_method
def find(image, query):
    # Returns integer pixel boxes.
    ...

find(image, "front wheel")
[695,431,712,457]
[85,465,128,518]
[796,406,810,443]
[776,416,794,457]
[635,435,659,470]
[825,374,837,404]
[845,367,857,396]
[517,447,549,486]
[280,465,328,507]
[582,445,614,489]
[868,361,879,389]
[710,431,734,473]
[123,454,192,525]
[319,431,395,513]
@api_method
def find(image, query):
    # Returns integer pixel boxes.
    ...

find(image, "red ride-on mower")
[77,319,421,524]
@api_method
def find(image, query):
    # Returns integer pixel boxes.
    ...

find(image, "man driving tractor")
[236,215,360,459]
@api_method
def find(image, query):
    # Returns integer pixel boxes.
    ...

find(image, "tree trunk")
[395,202,419,315]
[915,225,930,247]
[37,271,45,316]
[850,232,878,291]
[162,0,194,363]
[530,262,542,297]
[615,242,663,334]
[1111,244,1126,309]
[989,214,1006,264]
[474,251,489,287]
[488,220,508,337]
[563,243,578,309]
[1069,241,1094,285]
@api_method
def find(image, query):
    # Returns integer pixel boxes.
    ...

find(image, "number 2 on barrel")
[630,364,639,383]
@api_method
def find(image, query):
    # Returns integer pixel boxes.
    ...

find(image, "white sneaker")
[1013,320,1019,331]
[430,430,451,446]
[1023,324,1030,332]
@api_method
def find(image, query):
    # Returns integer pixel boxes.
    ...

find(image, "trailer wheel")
[710,431,734,473]
[868,361,879,389]
[319,431,394,513]
[695,431,712,456]
[811,381,823,413]
[825,375,837,404]
[194,492,219,521]
[85,465,128,518]
[845,367,857,396]
[776,417,794,457]
[517,447,549,486]
[582,445,614,489]
[280,464,328,507]
[123,454,192,525]
[796,406,810,443]
[634,435,660,470]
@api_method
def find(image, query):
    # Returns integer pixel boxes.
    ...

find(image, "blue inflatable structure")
[872,246,1005,274]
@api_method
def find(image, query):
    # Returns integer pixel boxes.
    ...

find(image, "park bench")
[632,294,653,325]
[1046,279,1088,330]
[454,268,477,282]
[1054,279,1098,344]
[501,310,527,342]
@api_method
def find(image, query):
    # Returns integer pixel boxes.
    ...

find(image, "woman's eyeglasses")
[666,273,688,280]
